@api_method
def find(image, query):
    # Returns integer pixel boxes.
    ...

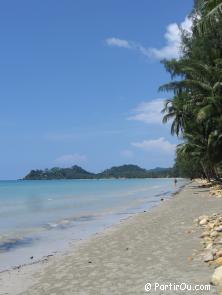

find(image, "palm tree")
[161,95,189,136]
[197,0,222,34]
[160,57,222,180]
[160,0,222,180]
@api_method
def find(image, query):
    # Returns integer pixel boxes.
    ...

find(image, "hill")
[24,165,95,180]
[97,164,151,178]
[24,165,176,180]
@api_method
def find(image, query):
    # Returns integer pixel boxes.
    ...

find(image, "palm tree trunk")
[201,161,211,181]
[213,165,222,182]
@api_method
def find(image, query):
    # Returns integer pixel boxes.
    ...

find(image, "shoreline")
[0,180,186,274]
[0,181,220,294]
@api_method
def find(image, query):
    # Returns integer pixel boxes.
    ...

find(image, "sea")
[0,178,188,271]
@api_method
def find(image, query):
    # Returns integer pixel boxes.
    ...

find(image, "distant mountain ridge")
[97,165,152,178]
[24,165,176,180]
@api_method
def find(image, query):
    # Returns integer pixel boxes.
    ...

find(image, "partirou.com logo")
[144,282,211,293]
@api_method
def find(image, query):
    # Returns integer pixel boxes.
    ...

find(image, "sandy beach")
[0,182,221,295]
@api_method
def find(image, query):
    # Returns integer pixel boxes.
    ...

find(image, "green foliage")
[97,165,175,179]
[161,1,222,181]
[24,166,95,180]
[24,165,177,180]
[196,0,222,34]
[173,151,203,179]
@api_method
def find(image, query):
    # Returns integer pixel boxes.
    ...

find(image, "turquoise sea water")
[0,178,187,271]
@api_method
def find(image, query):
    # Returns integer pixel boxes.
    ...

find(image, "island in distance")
[23,164,180,180]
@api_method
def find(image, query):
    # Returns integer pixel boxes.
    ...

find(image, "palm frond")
[197,104,215,122]
[197,1,222,34]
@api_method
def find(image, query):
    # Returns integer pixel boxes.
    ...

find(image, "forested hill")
[24,166,95,180]
[97,165,173,178]
[23,165,176,180]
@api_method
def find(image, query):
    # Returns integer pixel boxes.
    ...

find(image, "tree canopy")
[24,165,177,180]
[161,0,222,180]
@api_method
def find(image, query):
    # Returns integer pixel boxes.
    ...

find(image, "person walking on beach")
[174,178,177,186]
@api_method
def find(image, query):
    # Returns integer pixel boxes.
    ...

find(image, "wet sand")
[0,182,220,294]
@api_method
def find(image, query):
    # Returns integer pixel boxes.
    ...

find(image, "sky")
[0,0,193,179]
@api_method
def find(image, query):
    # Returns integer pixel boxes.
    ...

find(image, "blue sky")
[0,0,193,179]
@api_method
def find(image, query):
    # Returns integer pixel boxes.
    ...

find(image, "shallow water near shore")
[0,178,187,271]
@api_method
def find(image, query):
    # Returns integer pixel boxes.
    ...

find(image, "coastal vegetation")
[24,165,177,180]
[161,0,222,181]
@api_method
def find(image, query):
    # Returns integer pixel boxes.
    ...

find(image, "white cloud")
[106,37,150,57]
[132,137,176,154]
[106,17,192,60]
[128,99,164,124]
[149,17,193,60]
[121,150,134,158]
[181,16,193,33]
[54,154,87,167]
[106,38,131,48]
